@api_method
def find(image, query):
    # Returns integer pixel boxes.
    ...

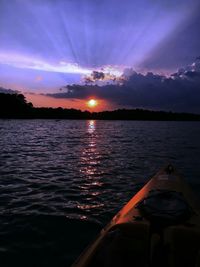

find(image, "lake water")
[0,120,200,266]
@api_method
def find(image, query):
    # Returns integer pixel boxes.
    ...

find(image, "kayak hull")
[71,165,200,267]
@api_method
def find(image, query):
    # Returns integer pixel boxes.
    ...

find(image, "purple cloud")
[46,59,200,113]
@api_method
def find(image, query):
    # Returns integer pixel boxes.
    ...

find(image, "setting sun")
[87,99,98,108]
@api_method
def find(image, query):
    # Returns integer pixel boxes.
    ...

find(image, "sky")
[0,0,200,112]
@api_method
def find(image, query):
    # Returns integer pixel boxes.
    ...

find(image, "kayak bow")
[71,165,200,267]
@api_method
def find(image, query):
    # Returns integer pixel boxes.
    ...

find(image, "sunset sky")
[0,0,200,112]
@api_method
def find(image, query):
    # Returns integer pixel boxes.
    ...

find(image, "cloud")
[91,71,105,81]
[46,58,200,113]
[0,52,92,75]
[0,52,124,81]
[83,69,123,84]
[0,86,19,94]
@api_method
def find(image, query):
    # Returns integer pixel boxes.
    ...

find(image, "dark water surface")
[0,120,200,266]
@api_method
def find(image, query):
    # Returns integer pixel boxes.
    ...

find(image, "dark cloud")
[47,59,200,113]
[83,70,120,84]
[0,87,19,94]
[91,71,105,81]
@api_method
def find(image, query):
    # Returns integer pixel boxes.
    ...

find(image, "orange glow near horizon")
[25,93,115,111]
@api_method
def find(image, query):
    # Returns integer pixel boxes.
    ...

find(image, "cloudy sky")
[0,0,200,112]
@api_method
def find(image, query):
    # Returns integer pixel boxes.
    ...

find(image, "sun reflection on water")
[80,120,100,178]
[78,120,105,210]
[88,120,95,134]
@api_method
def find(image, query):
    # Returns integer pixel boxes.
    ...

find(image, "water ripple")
[0,120,200,266]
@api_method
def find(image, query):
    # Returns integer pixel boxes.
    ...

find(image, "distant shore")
[0,93,200,121]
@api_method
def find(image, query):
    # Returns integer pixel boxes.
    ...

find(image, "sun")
[87,99,98,108]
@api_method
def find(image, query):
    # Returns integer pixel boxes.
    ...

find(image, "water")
[0,120,200,266]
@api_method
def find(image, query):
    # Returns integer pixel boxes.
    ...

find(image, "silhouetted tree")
[0,93,199,120]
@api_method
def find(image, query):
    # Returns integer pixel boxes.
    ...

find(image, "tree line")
[0,93,200,121]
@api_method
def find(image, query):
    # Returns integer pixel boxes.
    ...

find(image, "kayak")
[71,165,200,267]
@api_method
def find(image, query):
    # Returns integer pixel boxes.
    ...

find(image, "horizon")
[1,92,200,117]
[0,0,200,113]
